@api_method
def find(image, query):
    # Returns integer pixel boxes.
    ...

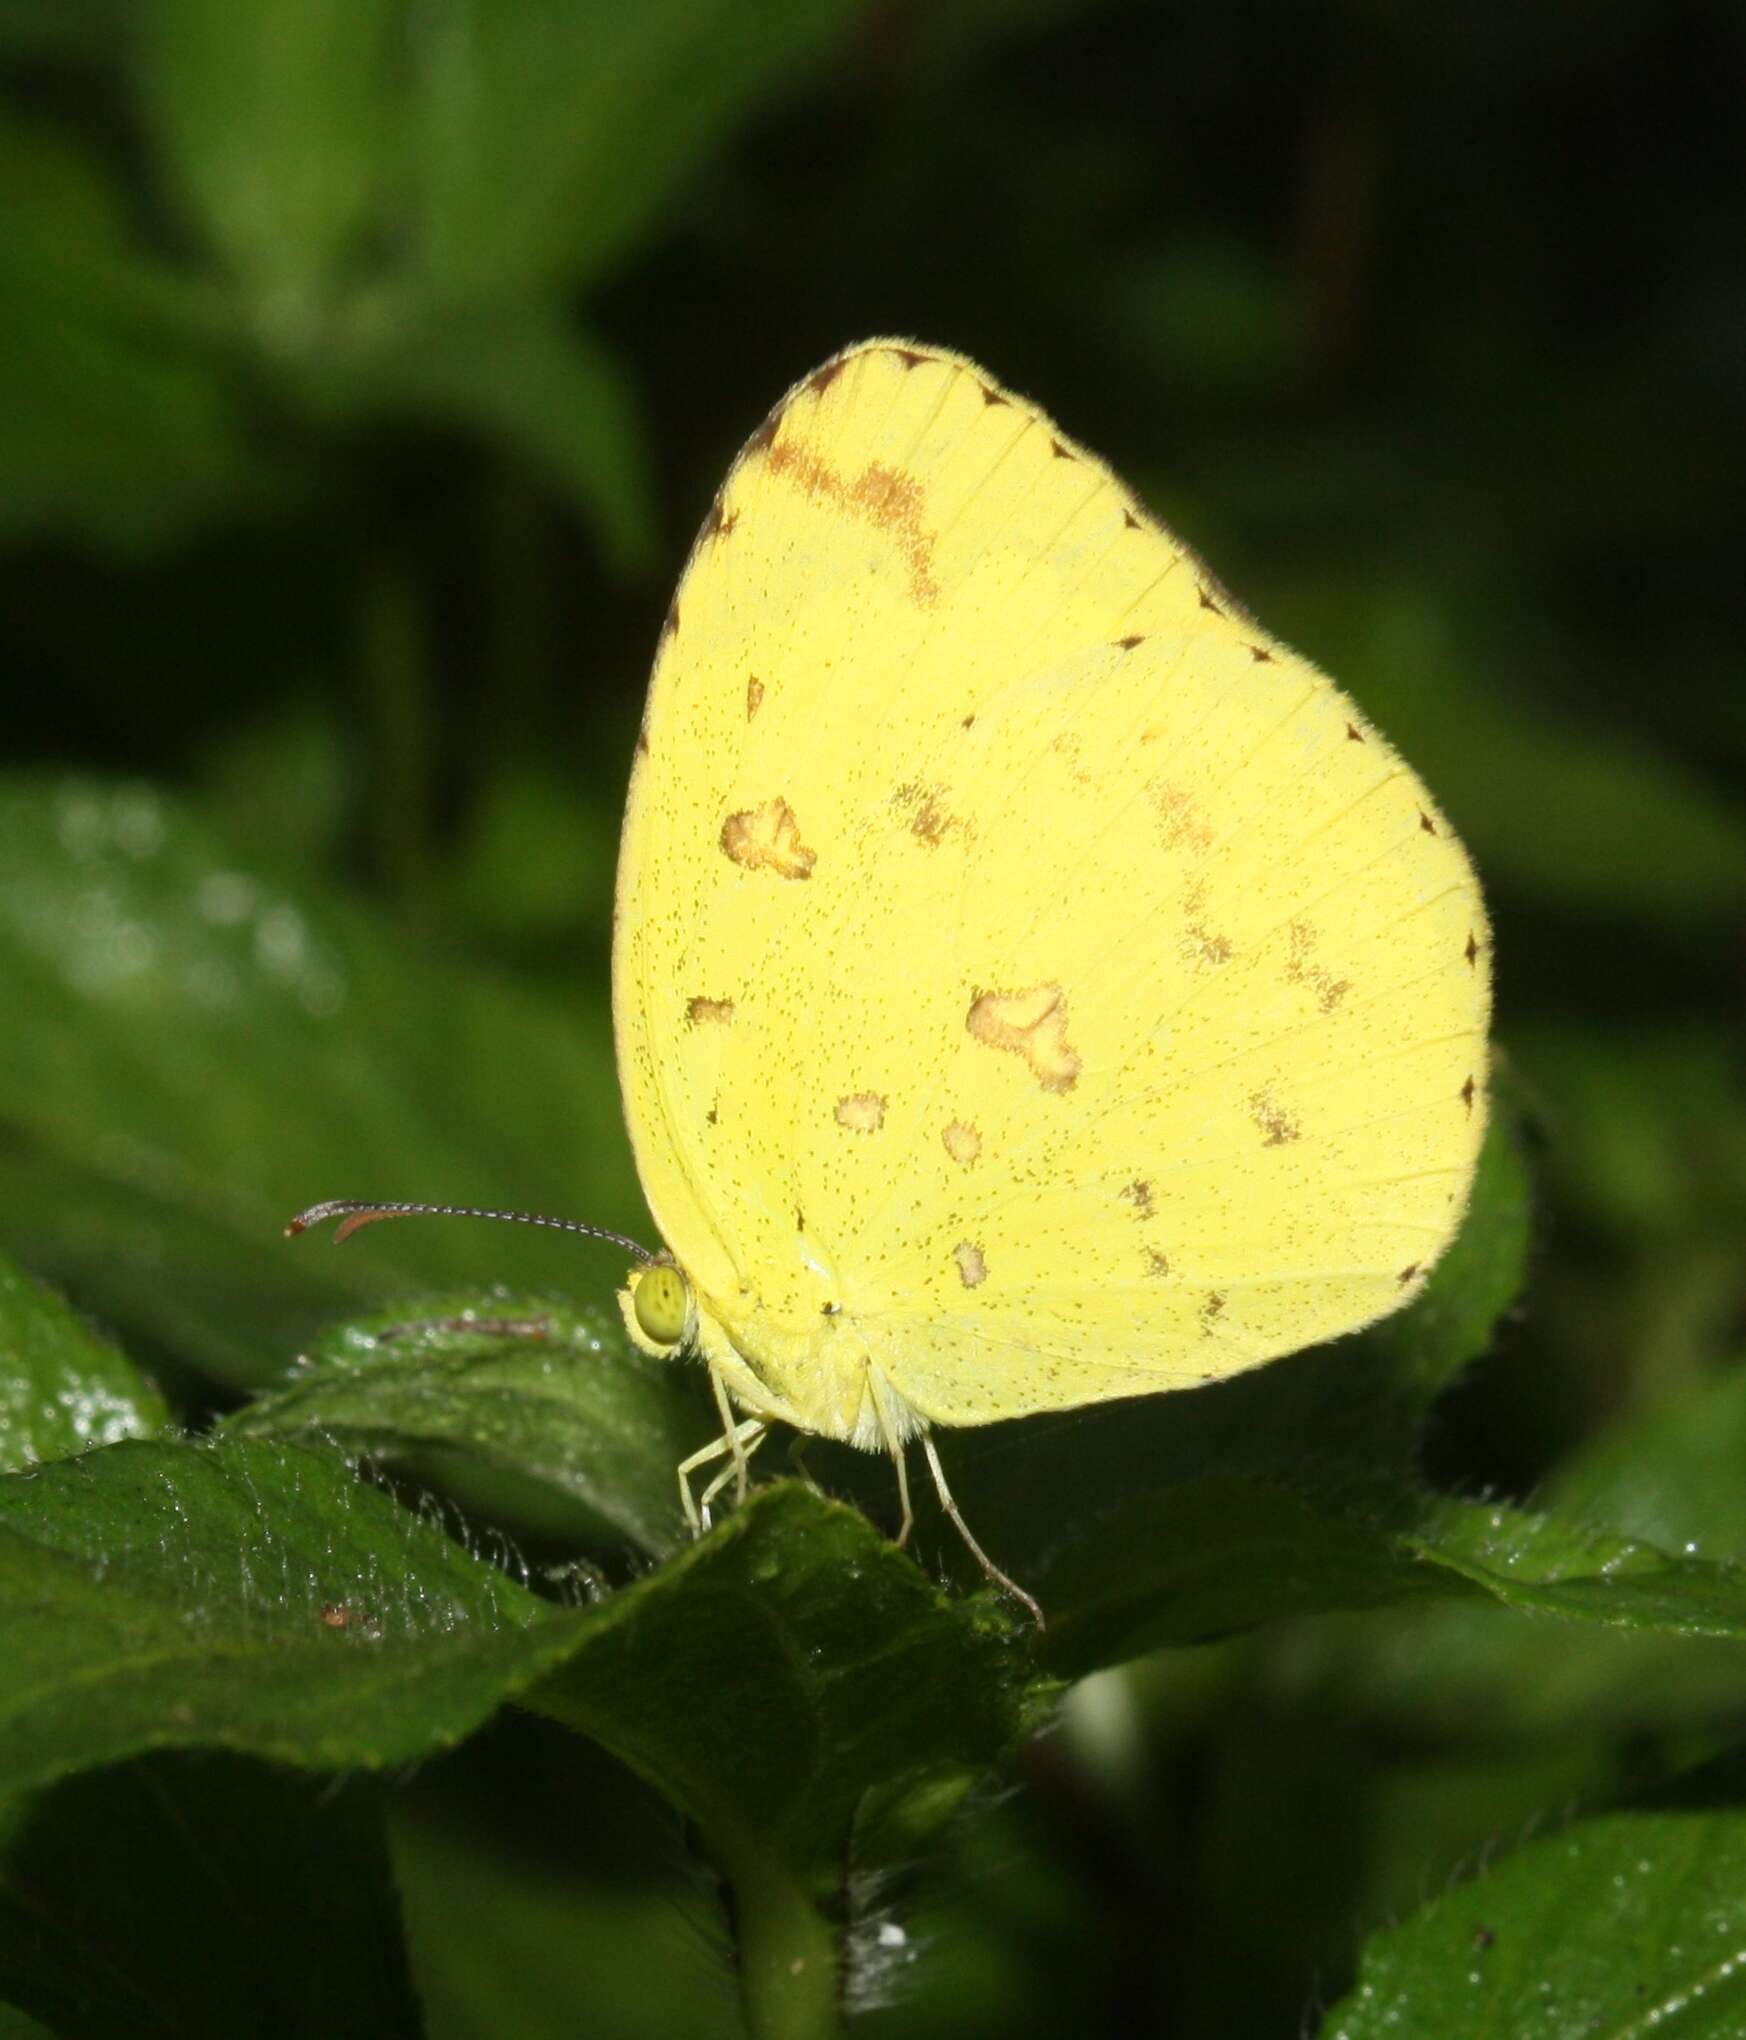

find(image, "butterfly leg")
[708,1363,761,1509]
[783,1432,823,1496]
[676,1417,764,1536]
[920,1434,1045,1631]
[868,1375,916,1548]
[697,1423,769,1524]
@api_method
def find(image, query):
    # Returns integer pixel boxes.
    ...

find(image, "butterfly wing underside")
[613,340,1490,1433]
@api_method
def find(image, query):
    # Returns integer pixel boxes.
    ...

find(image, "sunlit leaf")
[1321,1809,1746,2039]
[0,1251,168,1473]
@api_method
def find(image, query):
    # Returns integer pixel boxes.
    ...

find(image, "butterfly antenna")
[286,1199,658,1262]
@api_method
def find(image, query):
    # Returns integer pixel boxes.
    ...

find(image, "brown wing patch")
[1051,731,1092,786]
[721,798,816,879]
[966,983,1080,1093]
[1200,1291,1226,1332]
[1249,1087,1300,1147]
[1153,783,1215,852]
[1119,1179,1154,1218]
[953,1241,988,1289]
[1115,633,1145,651]
[765,441,939,606]
[1285,920,1350,1015]
[835,1092,887,1133]
[942,1120,982,1165]
[686,997,735,1028]
[892,780,969,848]
[1144,1248,1171,1278]
[1180,881,1232,968]
[746,675,765,719]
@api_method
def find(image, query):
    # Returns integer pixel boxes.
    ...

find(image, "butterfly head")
[620,1257,696,1356]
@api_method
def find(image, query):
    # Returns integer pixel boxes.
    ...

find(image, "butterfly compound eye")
[632,1264,690,1348]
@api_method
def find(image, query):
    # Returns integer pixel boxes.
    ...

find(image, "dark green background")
[1,3,1742,2035]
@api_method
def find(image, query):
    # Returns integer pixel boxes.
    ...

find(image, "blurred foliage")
[0,0,1742,2034]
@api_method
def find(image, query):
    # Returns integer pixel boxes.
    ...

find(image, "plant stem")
[722,1837,841,2040]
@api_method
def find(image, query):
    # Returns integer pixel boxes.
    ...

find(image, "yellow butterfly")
[295,340,1491,1624]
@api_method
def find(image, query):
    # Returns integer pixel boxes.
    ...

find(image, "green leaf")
[525,1481,1041,2030]
[138,0,397,314]
[0,0,118,60]
[1366,1098,1533,1402]
[224,1295,711,1554]
[317,303,658,575]
[529,1482,1039,1867]
[0,1437,576,1798]
[1547,1362,1746,1563]
[1032,1476,1447,1675]
[1512,1022,1746,1245]
[0,123,250,553]
[1405,1494,1746,1637]
[1295,578,1746,923]
[0,776,633,1385]
[1,1428,1036,2032]
[443,759,621,944]
[408,0,864,297]
[0,1252,168,1473]
[0,2009,56,2040]
[1320,1809,1746,2038]
[391,1762,741,2040]
[0,1754,421,2039]
[1035,1480,1746,1681]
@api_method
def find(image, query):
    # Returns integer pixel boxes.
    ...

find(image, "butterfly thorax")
[692,1280,913,1451]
